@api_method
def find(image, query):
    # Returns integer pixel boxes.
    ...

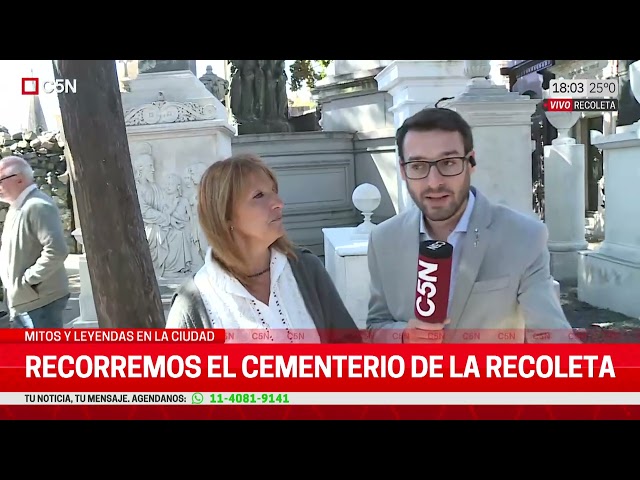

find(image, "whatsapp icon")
[191,392,204,404]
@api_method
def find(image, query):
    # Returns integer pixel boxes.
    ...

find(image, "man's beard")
[408,183,469,222]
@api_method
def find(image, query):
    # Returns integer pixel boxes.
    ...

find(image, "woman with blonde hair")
[166,153,360,343]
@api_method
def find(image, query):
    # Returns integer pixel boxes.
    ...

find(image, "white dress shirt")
[182,247,321,343]
[419,190,476,315]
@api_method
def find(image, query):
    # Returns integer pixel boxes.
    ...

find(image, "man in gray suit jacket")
[366,107,576,343]
[0,156,69,328]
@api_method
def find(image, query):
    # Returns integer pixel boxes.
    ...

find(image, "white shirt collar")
[11,184,37,209]
[420,189,476,236]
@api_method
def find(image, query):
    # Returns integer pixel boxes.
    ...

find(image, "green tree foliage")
[289,60,333,92]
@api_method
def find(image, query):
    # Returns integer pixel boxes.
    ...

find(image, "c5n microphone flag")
[415,240,453,323]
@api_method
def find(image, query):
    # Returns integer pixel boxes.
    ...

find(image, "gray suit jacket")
[0,187,69,314]
[366,187,576,343]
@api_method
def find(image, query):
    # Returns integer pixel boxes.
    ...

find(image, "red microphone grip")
[415,240,453,323]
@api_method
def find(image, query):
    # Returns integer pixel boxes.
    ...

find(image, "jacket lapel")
[447,188,493,329]
[400,208,421,320]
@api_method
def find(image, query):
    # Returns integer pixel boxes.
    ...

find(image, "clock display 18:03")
[549,79,618,99]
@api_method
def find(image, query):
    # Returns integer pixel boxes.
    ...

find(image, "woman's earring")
[230,226,234,231]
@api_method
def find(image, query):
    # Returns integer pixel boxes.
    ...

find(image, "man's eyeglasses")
[401,156,469,180]
[0,174,17,184]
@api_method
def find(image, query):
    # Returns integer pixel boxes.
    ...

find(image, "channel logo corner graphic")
[21,77,39,95]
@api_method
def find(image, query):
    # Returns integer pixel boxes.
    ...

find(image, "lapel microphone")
[415,240,454,324]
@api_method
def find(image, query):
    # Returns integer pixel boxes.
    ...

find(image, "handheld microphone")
[415,239,454,324]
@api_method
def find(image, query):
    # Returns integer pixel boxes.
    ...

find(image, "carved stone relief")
[182,162,210,263]
[124,100,219,126]
[131,142,211,278]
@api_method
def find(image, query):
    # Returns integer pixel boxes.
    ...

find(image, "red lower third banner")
[1,329,640,419]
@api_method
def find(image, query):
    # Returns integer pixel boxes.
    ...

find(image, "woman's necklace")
[247,267,270,278]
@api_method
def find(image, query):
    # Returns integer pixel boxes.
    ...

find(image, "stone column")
[543,104,587,282]
[577,61,640,318]
[442,60,539,216]
[375,60,468,212]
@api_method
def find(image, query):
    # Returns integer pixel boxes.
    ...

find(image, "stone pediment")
[124,100,219,126]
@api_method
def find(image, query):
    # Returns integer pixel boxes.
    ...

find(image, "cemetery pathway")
[560,283,640,342]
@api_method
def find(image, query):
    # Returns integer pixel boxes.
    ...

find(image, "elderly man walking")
[0,156,69,328]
